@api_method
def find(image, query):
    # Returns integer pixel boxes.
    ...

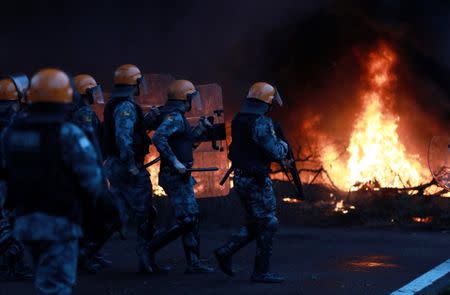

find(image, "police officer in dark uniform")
[103,64,168,273]
[215,82,288,283]
[72,74,103,158]
[0,68,111,294]
[150,80,214,274]
[0,74,30,279]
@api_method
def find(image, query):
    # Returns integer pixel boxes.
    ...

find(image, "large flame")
[322,44,429,191]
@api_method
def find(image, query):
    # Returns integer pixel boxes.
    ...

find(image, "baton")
[143,156,161,169]
[219,166,234,186]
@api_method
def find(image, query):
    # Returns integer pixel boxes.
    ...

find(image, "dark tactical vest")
[3,104,83,224]
[229,113,272,175]
[159,107,194,169]
[103,95,151,163]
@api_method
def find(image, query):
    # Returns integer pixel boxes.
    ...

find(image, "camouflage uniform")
[215,101,288,282]
[1,104,108,295]
[150,100,213,273]
[72,99,117,273]
[0,100,27,279]
[72,102,102,158]
[103,87,160,273]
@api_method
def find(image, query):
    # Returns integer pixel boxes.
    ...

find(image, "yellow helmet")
[74,74,97,95]
[113,64,142,85]
[168,80,197,101]
[27,68,73,104]
[0,78,19,101]
[247,82,283,106]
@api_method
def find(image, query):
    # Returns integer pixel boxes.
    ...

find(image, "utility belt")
[234,168,271,186]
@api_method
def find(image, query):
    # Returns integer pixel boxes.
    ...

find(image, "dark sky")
[1,0,449,129]
[0,0,329,87]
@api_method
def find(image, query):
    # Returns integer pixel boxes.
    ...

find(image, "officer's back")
[1,68,108,295]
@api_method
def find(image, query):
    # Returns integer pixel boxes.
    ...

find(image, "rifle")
[273,123,305,201]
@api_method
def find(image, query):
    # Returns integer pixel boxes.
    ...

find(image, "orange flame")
[321,44,429,191]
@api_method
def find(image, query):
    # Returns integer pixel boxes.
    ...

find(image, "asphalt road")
[2,226,450,295]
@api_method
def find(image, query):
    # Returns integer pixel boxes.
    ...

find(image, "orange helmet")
[0,78,19,101]
[113,64,142,85]
[27,68,73,104]
[247,82,283,106]
[168,80,197,101]
[74,74,97,95]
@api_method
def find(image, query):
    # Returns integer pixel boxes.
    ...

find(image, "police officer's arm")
[252,116,288,161]
[191,117,212,144]
[152,112,184,165]
[72,106,94,134]
[113,102,138,170]
[60,123,108,201]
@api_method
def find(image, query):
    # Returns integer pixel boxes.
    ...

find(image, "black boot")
[184,250,215,274]
[93,253,112,268]
[250,254,285,284]
[78,243,102,274]
[183,230,214,274]
[139,222,187,274]
[137,248,171,274]
[214,227,254,276]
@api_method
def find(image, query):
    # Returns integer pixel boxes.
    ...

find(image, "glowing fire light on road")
[282,197,302,204]
[321,43,429,191]
[412,217,433,224]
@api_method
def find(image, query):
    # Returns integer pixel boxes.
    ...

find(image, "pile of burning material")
[274,42,449,227]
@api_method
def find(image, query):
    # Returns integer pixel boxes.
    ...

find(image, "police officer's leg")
[31,239,78,295]
[251,216,284,283]
[78,190,124,273]
[214,225,256,276]
[215,174,259,276]
[249,177,284,283]
[182,214,214,274]
[0,211,31,279]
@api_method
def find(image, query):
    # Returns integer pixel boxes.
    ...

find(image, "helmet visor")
[187,90,203,111]
[137,75,149,96]
[9,73,29,99]
[273,89,283,106]
[87,84,104,104]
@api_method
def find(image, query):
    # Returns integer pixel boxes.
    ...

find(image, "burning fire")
[321,43,429,191]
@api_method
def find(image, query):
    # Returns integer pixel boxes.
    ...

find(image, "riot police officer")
[0,68,110,294]
[72,74,103,157]
[150,80,214,274]
[215,82,288,283]
[103,64,168,273]
[0,74,30,279]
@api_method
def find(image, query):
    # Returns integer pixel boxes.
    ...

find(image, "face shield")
[136,75,149,96]
[86,85,104,105]
[272,89,283,107]
[9,73,29,101]
[186,90,203,112]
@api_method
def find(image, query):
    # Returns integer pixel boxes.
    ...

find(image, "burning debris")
[320,43,430,192]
